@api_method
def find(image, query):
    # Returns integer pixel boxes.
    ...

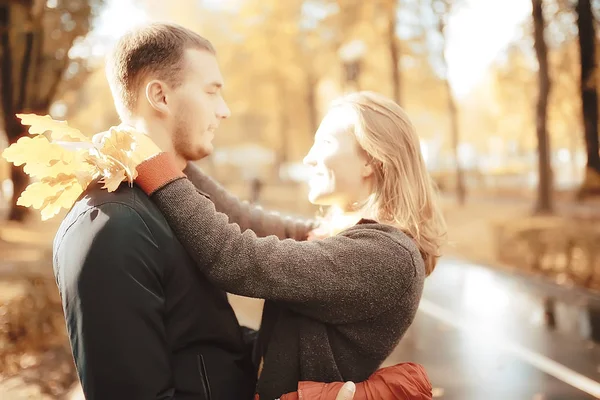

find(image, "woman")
[130,91,446,399]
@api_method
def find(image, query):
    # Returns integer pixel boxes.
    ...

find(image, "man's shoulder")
[79,181,158,214]
[54,183,156,248]
[78,181,143,209]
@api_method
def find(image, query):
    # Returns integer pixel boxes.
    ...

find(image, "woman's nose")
[303,149,316,166]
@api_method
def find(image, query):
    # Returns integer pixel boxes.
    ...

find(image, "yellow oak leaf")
[85,147,113,173]
[2,115,150,220]
[98,127,138,181]
[75,170,97,190]
[95,126,135,151]
[71,151,99,189]
[32,173,86,220]
[40,171,94,193]
[100,169,127,192]
[2,136,94,181]
[25,160,67,178]
[2,135,64,167]
[86,144,136,189]
[39,181,84,221]
[41,172,80,187]
[16,181,61,209]
[17,114,88,142]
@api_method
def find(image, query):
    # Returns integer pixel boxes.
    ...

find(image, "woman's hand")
[335,382,356,400]
[279,381,356,400]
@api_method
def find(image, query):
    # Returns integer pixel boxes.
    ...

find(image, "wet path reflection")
[386,258,600,399]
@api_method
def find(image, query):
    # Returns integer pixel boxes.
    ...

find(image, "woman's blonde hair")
[330,91,447,275]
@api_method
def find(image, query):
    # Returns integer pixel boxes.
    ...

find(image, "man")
[53,23,314,400]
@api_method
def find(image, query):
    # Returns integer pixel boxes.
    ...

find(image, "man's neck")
[124,118,187,171]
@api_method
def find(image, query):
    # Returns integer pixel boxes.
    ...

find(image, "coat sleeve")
[135,155,418,324]
[184,162,316,240]
[279,363,433,400]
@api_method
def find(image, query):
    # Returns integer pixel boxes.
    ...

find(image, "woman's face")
[303,107,373,210]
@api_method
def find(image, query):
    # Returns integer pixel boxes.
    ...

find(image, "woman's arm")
[135,153,417,324]
[184,162,316,240]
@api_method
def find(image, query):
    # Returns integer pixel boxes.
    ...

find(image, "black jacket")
[52,164,313,400]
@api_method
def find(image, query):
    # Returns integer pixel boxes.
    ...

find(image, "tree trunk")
[436,3,466,206]
[0,4,32,221]
[274,77,289,181]
[7,137,28,221]
[576,0,600,197]
[532,0,554,214]
[386,0,401,105]
[306,69,319,136]
[444,78,466,205]
[0,1,96,221]
[568,126,580,182]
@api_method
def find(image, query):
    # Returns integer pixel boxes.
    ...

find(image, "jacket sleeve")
[184,162,316,240]
[279,363,433,400]
[53,202,177,400]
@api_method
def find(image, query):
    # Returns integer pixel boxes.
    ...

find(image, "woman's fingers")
[335,382,356,400]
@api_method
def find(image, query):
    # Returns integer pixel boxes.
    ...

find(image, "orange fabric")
[135,152,186,195]
[270,363,432,400]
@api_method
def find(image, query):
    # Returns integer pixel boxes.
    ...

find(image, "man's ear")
[145,80,170,115]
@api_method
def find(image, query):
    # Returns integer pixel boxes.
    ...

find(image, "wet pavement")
[231,257,600,400]
[384,258,600,400]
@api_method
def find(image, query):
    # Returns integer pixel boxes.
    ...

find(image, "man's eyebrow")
[206,81,223,89]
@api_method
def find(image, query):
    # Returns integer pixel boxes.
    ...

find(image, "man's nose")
[217,98,231,119]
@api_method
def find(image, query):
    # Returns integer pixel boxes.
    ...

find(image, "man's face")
[169,49,230,161]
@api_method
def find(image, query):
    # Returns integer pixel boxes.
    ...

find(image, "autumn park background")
[0,0,600,399]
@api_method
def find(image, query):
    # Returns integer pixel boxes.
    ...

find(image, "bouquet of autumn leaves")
[1,114,144,220]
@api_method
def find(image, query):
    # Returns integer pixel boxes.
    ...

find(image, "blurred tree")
[61,67,119,134]
[490,5,583,161]
[532,0,554,213]
[576,0,600,197]
[550,37,582,178]
[431,0,466,205]
[235,0,307,174]
[384,0,401,105]
[148,0,447,181]
[0,0,102,221]
[490,42,537,155]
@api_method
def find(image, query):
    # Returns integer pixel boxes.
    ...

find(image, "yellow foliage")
[3,136,63,172]
[100,169,127,193]
[16,114,88,142]
[88,127,140,192]
[17,175,84,220]
[1,115,148,220]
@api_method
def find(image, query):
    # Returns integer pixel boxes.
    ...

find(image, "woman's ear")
[145,80,170,115]
[362,160,375,178]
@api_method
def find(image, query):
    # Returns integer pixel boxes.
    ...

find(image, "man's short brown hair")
[106,22,215,119]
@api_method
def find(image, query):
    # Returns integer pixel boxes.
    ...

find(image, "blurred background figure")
[0,0,600,399]
[249,176,264,204]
